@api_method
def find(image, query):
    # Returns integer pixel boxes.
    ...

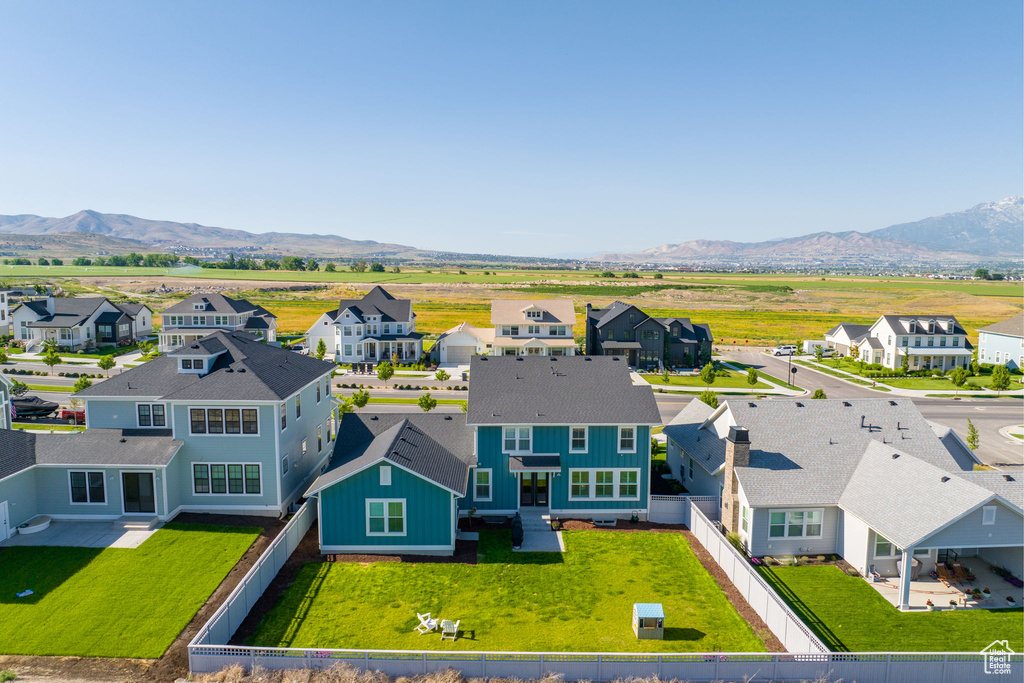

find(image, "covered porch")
[361,336,422,362]
[868,559,1023,610]
[898,346,972,371]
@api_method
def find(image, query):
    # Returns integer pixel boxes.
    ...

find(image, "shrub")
[726,531,744,553]
[0,669,15,682]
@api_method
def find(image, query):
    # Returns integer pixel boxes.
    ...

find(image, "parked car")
[60,408,86,425]
[12,396,59,420]
[290,344,308,355]
[771,345,797,356]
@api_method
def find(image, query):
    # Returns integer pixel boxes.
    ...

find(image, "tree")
[600,271,616,278]
[652,273,663,279]
[281,256,305,271]
[9,379,27,396]
[262,258,280,270]
[370,262,385,272]
[350,260,368,272]
[51,257,63,266]
[966,418,980,451]
[376,360,394,387]
[699,389,718,409]
[811,388,827,399]
[324,262,337,272]
[699,362,717,387]
[41,345,62,374]
[0,348,7,366]
[746,367,759,387]
[948,366,969,397]
[418,391,438,412]
[72,376,93,393]
[138,340,155,357]
[38,257,49,266]
[98,354,116,377]
[974,268,991,280]
[350,388,370,411]
[814,345,824,362]
[72,257,92,266]
[990,364,1012,395]
[970,349,981,376]
[390,266,401,273]
[435,369,450,381]
[849,342,860,360]
[306,258,319,272]
[901,346,910,373]
[314,339,327,360]
[126,252,144,267]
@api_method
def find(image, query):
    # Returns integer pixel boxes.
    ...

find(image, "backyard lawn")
[248,530,765,653]
[641,372,770,390]
[759,565,1024,652]
[0,523,259,658]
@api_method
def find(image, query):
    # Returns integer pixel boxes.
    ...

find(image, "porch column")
[898,548,912,610]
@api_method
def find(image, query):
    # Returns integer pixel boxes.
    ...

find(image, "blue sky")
[0,1,1020,257]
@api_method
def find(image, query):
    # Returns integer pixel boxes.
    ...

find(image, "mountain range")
[599,197,1023,263]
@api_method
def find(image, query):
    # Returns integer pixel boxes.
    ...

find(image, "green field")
[641,372,770,390]
[248,530,765,653]
[0,523,259,658]
[758,565,1023,652]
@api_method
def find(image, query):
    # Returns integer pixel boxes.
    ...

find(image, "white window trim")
[569,426,588,453]
[502,426,532,454]
[768,508,824,539]
[873,532,900,559]
[567,468,641,501]
[366,498,407,537]
[380,465,392,486]
[982,505,996,525]
[69,470,107,505]
[136,402,167,428]
[474,468,493,502]
[281,453,289,476]
[618,426,637,454]
[191,462,262,496]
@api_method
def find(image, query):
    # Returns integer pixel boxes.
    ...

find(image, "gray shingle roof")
[0,428,181,480]
[491,299,576,326]
[162,293,276,317]
[508,455,562,472]
[824,323,871,338]
[307,413,474,496]
[953,470,1024,509]
[331,286,412,324]
[588,301,635,327]
[663,398,976,507]
[466,355,661,425]
[878,315,966,337]
[75,331,334,401]
[838,442,998,549]
[978,313,1024,339]
[116,303,148,317]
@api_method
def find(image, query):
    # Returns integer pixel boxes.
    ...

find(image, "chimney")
[45,295,55,315]
[585,303,593,353]
[721,425,750,534]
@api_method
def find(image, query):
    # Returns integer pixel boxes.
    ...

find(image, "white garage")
[433,322,494,365]
[444,345,476,364]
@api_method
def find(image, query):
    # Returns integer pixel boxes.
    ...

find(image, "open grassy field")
[641,372,771,390]
[247,529,765,653]
[758,565,1023,652]
[0,523,259,658]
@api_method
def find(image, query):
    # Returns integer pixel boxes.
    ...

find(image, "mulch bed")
[327,539,479,565]
[559,518,690,533]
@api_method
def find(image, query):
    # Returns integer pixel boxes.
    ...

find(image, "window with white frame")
[526,309,542,319]
[569,469,641,500]
[474,469,492,501]
[741,505,750,533]
[383,323,391,334]
[214,315,230,326]
[569,426,587,452]
[301,438,307,456]
[344,344,353,356]
[281,453,289,475]
[503,426,531,453]
[618,426,636,453]
[874,533,899,558]
[137,403,166,427]
[317,425,323,452]
[768,509,823,538]
[316,382,322,403]
[70,471,105,504]
[983,505,996,525]
[296,395,301,419]
[687,456,694,480]
[343,326,352,336]
[193,463,260,495]
[280,403,287,430]
[527,325,541,335]
[379,465,392,486]
[366,499,405,535]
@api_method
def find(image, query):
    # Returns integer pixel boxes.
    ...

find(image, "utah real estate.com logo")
[982,640,1014,675]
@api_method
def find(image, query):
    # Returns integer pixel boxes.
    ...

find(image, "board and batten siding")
[748,505,841,557]
[319,462,455,553]
[460,426,519,513]
[916,500,1024,549]
[0,468,40,532]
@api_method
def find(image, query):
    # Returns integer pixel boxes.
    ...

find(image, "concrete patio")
[869,563,1023,610]
[1,520,160,549]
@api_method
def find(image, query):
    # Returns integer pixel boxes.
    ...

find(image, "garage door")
[445,345,475,364]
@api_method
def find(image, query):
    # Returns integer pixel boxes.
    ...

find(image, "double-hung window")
[295,395,301,419]
[317,425,323,452]
[687,456,694,480]
[569,426,587,452]
[527,325,541,335]
[137,403,166,427]
[316,382,322,403]
[618,470,638,497]
[874,533,898,558]
[474,469,492,501]
[280,404,287,430]
[367,499,405,535]
[618,426,636,453]
[503,427,531,453]
[70,471,105,504]
[193,463,260,495]
[768,509,823,538]
[571,470,590,498]
[741,506,750,533]
[569,469,640,500]
[595,471,615,497]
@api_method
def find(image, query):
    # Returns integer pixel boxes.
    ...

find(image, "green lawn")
[641,372,770,390]
[248,530,764,653]
[366,396,468,407]
[721,361,802,390]
[758,565,1023,652]
[12,422,84,431]
[0,523,259,658]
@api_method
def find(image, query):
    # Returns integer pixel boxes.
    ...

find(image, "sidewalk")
[795,357,1024,399]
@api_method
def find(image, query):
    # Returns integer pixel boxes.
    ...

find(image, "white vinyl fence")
[191,501,317,647]
[649,494,718,524]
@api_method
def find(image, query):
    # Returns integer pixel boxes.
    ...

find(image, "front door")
[122,473,156,514]
[0,500,9,541]
[520,473,549,507]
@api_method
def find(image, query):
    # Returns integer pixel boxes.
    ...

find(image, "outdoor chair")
[440,619,460,641]
[951,562,975,585]
[415,612,438,634]
[936,564,956,587]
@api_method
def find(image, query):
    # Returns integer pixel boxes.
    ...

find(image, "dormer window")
[193,303,206,311]
[526,309,542,319]
[907,321,916,334]
[194,359,203,370]
[181,359,192,370]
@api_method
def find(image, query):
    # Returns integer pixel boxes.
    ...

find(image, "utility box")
[632,603,665,639]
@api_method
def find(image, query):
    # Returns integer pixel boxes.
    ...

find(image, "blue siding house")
[978,313,1024,370]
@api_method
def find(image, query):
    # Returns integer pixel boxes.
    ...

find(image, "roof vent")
[843,401,852,407]
[748,402,756,408]
[516,357,523,361]
[888,400,897,406]
[550,356,558,361]
[795,402,804,408]
[584,357,592,361]
[119,438,126,443]
[237,368,246,373]
[444,416,452,420]
[612,356,620,361]
[1004,474,1015,482]
[480,357,488,361]
[370,416,378,420]
[191,344,200,349]
[891,453,900,459]
[225,368,234,373]
[940,476,950,483]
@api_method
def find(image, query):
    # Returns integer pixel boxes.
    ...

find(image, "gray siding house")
[978,313,1024,370]
[585,302,712,370]
[158,293,278,352]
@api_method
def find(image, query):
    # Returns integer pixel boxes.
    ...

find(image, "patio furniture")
[951,562,975,585]
[414,612,438,635]
[897,557,921,581]
[440,619,460,641]
[936,564,956,587]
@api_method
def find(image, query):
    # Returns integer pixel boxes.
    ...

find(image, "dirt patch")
[558,518,689,533]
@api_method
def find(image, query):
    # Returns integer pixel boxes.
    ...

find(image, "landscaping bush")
[726,531,744,554]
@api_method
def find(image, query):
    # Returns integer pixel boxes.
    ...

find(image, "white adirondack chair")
[440,619,460,641]
[415,612,438,634]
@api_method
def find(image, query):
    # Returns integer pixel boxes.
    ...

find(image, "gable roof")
[875,315,966,336]
[75,330,334,401]
[329,286,412,323]
[824,323,871,339]
[978,313,1024,339]
[116,303,150,318]
[587,301,637,327]
[466,355,660,425]
[491,299,576,326]
[435,322,495,344]
[306,413,475,496]
[838,442,1002,549]
[0,428,182,481]
[15,297,109,328]
[162,293,276,318]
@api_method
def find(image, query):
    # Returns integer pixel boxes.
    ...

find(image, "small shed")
[632,603,665,639]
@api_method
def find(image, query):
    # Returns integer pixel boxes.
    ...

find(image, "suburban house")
[489,299,577,357]
[305,286,423,363]
[824,315,971,371]
[978,313,1024,370]
[0,290,10,336]
[0,330,341,526]
[303,354,661,556]
[663,398,1023,609]
[585,301,713,370]
[431,322,494,364]
[11,296,153,351]
[158,293,278,352]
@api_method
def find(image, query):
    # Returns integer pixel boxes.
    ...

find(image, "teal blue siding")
[461,424,651,514]
[0,468,40,530]
[319,462,454,551]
